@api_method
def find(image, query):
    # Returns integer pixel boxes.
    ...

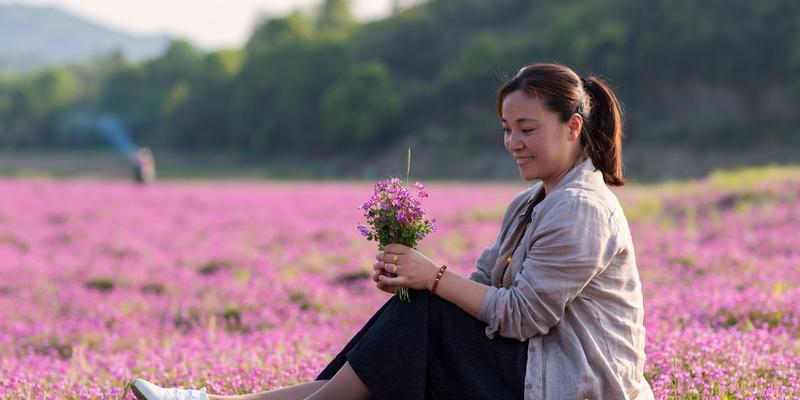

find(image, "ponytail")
[496,64,626,187]
[580,76,626,187]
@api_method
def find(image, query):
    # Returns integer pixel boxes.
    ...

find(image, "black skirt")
[315,288,528,400]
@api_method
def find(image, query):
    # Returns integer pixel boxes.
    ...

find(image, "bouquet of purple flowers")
[358,152,436,301]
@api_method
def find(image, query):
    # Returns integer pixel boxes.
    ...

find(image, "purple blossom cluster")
[0,173,797,399]
[357,177,436,301]
[357,177,436,248]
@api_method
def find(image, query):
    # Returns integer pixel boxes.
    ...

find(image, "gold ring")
[392,264,398,274]
[392,255,399,263]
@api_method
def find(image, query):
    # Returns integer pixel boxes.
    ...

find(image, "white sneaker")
[130,378,209,400]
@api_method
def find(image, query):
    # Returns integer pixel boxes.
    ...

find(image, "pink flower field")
[1,169,798,399]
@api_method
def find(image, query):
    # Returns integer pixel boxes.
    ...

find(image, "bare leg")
[208,380,327,400]
[303,361,371,400]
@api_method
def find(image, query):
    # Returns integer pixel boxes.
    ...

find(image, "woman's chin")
[517,167,537,181]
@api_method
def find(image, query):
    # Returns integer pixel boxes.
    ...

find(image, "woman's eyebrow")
[501,118,539,123]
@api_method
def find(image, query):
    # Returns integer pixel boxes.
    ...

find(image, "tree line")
[1,0,798,156]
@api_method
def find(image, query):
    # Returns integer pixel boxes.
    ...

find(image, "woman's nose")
[506,134,524,150]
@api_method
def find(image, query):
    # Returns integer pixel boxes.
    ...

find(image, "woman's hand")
[372,259,397,294]
[373,243,440,292]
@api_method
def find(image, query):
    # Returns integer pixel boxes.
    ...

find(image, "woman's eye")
[522,129,536,133]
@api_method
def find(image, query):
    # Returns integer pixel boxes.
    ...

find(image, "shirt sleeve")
[477,196,620,341]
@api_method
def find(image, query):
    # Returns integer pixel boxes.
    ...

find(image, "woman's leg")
[303,361,371,400]
[209,295,396,400]
[208,361,371,400]
[207,380,327,400]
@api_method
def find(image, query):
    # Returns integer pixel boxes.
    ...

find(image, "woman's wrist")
[429,264,448,294]
[426,263,440,289]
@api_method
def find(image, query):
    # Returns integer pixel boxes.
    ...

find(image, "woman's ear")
[567,113,583,141]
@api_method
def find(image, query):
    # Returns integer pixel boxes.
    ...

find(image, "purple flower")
[357,176,436,250]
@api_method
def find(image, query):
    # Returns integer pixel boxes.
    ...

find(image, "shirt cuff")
[477,285,501,337]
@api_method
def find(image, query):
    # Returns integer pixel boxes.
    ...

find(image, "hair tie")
[576,77,592,115]
[514,66,528,79]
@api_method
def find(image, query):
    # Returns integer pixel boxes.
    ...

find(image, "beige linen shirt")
[469,157,654,399]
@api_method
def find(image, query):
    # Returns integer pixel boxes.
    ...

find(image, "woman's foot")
[130,378,209,400]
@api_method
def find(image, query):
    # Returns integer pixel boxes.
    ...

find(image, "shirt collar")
[526,156,598,204]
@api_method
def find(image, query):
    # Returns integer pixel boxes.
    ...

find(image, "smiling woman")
[130,62,652,400]
[307,63,652,400]
[498,63,625,192]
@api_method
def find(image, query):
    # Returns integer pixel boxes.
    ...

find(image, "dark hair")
[495,63,626,186]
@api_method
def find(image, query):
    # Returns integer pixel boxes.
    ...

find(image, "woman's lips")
[516,157,533,166]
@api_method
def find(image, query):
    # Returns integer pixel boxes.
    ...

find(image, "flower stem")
[406,147,411,186]
[398,287,410,302]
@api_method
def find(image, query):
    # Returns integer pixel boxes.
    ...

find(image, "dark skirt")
[315,288,529,400]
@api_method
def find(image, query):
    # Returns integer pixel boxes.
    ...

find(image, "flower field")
[1,166,799,399]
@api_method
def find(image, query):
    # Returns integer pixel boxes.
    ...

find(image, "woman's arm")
[479,196,620,341]
[431,269,491,319]
[375,244,489,318]
[374,186,536,319]
[377,196,618,342]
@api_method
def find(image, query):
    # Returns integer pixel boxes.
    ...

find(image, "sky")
[2,0,403,50]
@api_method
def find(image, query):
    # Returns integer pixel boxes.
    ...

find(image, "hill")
[0,3,169,72]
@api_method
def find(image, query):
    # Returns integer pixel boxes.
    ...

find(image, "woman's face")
[501,90,583,189]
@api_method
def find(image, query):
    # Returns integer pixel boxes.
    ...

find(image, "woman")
[131,62,653,400]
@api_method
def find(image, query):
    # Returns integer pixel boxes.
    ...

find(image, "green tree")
[233,12,348,153]
[321,61,403,147]
[0,68,82,147]
[317,0,355,38]
[100,39,202,146]
[166,50,243,149]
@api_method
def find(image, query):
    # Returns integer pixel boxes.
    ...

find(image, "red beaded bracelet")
[430,264,448,295]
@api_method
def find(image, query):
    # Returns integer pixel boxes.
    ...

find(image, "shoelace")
[166,387,208,400]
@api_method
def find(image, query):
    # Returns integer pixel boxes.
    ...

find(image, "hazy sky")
[2,0,399,49]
